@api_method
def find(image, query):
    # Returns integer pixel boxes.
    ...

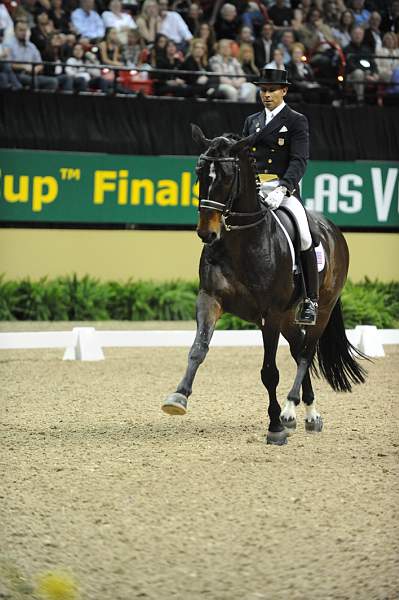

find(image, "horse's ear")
[191,123,211,150]
[229,133,257,155]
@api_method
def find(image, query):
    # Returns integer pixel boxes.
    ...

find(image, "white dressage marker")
[63,327,104,361]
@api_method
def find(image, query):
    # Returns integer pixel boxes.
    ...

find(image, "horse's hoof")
[305,416,323,432]
[281,417,297,431]
[162,393,188,416]
[266,429,288,446]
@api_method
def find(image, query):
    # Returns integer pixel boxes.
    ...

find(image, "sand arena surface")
[1,343,398,600]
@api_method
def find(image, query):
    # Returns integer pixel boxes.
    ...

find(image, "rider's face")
[259,85,287,111]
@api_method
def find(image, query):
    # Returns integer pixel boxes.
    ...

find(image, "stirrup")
[295,298,318,326]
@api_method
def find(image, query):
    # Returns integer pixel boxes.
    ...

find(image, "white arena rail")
[0,326,398,360]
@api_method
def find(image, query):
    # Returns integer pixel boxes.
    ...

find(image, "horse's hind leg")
[162,291,222,416]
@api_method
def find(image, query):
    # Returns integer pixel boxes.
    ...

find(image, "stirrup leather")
[295,298,318,326]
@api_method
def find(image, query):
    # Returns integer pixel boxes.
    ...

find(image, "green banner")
[0,149,398,228]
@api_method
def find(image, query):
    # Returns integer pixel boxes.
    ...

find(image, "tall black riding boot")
[295,246,319,326]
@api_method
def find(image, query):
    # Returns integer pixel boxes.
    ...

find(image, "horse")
[161,124,366,445]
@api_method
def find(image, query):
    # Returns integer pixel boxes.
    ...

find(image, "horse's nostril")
[197,229,217,244]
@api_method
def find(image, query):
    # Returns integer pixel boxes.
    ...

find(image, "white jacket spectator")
[72,0,105,41]
[375,32,399,82]
[209,39,257,102]
[158,0,192,45]
[102,0,136,44]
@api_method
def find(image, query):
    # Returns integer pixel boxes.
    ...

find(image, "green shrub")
[0,275,397,327]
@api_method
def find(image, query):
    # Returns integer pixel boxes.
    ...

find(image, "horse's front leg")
[162,290,222,416]
[261,323,288,446]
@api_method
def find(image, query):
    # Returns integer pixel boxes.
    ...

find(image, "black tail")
[312,298,368,392]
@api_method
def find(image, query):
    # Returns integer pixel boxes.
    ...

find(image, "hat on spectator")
[254,69,291,86]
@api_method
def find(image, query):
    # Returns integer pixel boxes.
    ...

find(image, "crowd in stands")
[0,0,398,103]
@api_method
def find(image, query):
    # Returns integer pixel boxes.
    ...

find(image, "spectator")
[375,32,399,82]
[331,9,355,49]
[158,0,193,49]
[180,37,216,97]
[265,47,286,70]
[136,0,161,44]
[287,41,333,102]
[153,38,191,96]
[121,28,142,65]
[0,1,15,43]
[71,0,105,42]
[198,21,216,57]
[278,29,296,64]
[42,32,74,90]
[322,0,343,29]
[150,32,168,66]
[102,0,137,45]
[382,0,399,35]
[268,0,294,29]
[240,1,266,35]
[31,10,55,53]
[238,42,259,81]
[183,2,202,36]
[298,7,337,78]
[237,25,254,46]
[6,20,57,89]
[0,27,23,89]
[351,0,370,28]
[345,25,378,103]
[84,47,114,91]
[209,37,257,101]
[48,0,70,34]
[65,42,91,90]
[214,3,241,40]
[254,21,277,70]
[363,11,383,53]
[19,0,40,29]
[99,26,123,66]
[293,0,313,32]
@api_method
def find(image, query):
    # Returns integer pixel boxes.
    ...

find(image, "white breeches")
[280,195,312,251]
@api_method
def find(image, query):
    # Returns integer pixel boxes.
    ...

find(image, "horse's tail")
[312,298,368,392]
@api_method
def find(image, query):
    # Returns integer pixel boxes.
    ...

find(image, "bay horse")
[162,124,366,445]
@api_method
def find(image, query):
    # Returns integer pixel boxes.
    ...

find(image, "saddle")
[275,206,321,249]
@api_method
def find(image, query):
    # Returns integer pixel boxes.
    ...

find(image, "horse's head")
[191,124,255,244]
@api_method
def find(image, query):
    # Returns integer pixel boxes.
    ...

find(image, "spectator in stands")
[237,25,254,47]
[31,10,55,54]
[0,0,15,43]
[298,7,337,78]
[363,12,383,53]
[48,0,70,34]
[214,3,241,40]
[292,0,313,32]
[136,0,161,44]
[19,0,39,29]
[71,0,105,42]
[268,0,295,29]
[287,41,334,102]
[153,38,191,96]
[331,9,355,49]
[65,42,91,90]
[99,26,123,66]
[238,42,259,81]
[209,37,256,101]
[84,46,114,91]
[240,1,265,35]
[180,37,216,97]
[265,47,286,70]
[183,2,202,36]
[6,20,58,89]
[382,0,399,35]
[121,28,142,65]
[254,21,277,70]
[375,32,399,82]
[345,25,378,103]
[0,27,23,89]
[199,21,216,57]
[150,32,168,65]
[102,0,137,45]
[42,31,74,90]
[351,0,370,28]
[278,29,296,64]
[158,0,193,49]
[322,0,343,29]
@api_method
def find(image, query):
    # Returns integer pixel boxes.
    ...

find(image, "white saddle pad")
[270,211,325,273]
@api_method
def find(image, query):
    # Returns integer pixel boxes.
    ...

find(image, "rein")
[198,153,269,232]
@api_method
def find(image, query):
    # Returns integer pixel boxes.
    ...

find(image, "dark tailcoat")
[242,104,309,197]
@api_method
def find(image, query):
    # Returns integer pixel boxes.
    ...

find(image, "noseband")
[197,154,269,231]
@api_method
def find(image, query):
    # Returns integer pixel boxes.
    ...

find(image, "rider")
[242,68,318,326]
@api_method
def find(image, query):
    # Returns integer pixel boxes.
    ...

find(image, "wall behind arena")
[0,229,398,283]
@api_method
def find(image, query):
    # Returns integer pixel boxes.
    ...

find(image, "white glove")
[264,185,287,210]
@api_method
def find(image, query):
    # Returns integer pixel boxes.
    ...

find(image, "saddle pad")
[271,211,325,273]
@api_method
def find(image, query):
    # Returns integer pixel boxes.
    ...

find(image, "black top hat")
[253,68,291,86]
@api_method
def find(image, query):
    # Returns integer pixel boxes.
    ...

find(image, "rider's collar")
[265,100,286,121]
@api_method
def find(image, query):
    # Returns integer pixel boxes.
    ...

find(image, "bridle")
[197,153,269,231]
